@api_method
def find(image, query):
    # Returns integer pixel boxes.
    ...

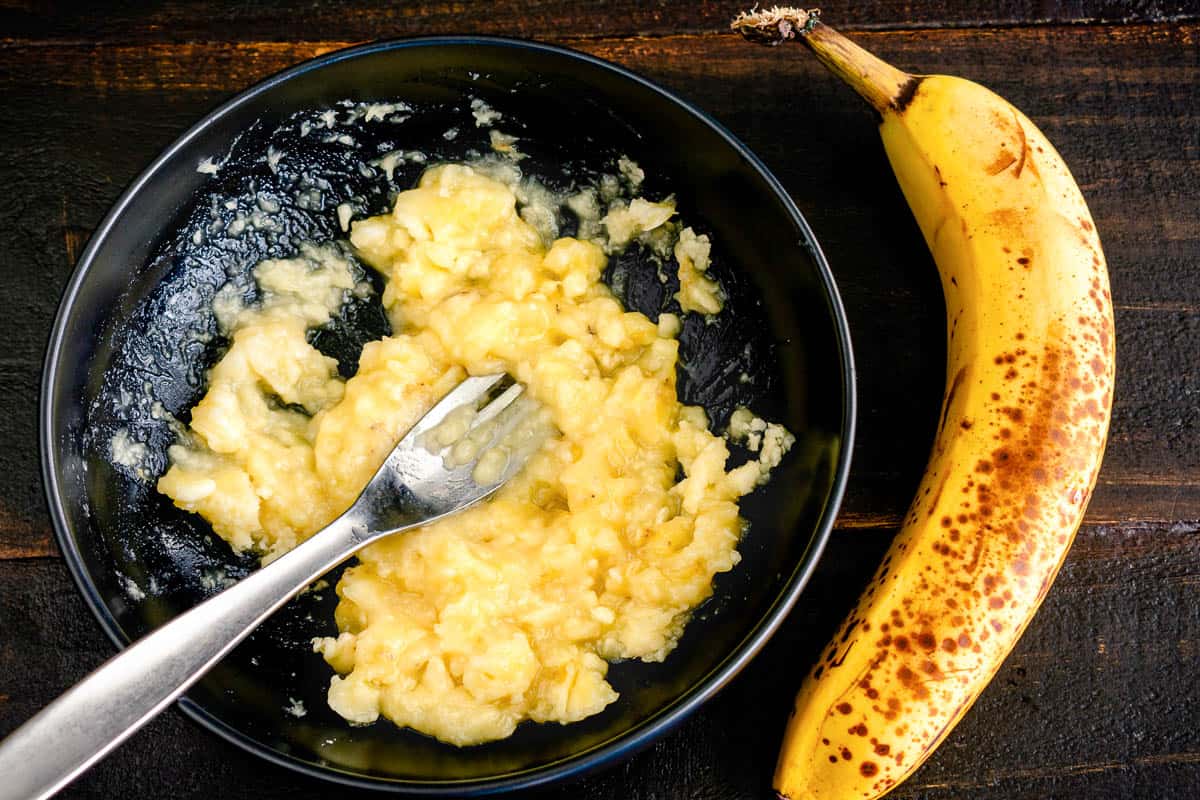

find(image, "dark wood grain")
[2,2,1198,797]
[2,0,1198,43]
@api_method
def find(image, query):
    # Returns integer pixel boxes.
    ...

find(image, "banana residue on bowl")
[156,161,793,745]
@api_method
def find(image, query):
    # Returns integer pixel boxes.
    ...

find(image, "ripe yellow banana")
[734,10,1115,799]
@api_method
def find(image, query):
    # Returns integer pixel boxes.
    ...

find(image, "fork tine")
[463,395,549,488]
[469,381,525,429]
[356,373,544,529]
[403,373,507,442]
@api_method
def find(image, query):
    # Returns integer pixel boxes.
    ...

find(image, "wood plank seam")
[1,17,1198,49]
[2,12,1200,47]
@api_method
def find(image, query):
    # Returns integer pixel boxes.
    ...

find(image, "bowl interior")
[43,39,851,790]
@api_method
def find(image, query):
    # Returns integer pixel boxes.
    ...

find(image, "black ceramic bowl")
[41,37,854,793]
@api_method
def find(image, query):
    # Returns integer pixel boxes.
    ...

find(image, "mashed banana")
[159,163,791,745]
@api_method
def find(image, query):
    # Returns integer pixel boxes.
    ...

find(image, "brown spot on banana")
[985,150,1017,175]
[1011,109,1030,178]
[935,364,969,442]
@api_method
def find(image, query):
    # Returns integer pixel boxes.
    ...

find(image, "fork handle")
[0,513,371,800]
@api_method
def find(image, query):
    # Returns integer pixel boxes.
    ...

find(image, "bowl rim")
[39,33,857,795]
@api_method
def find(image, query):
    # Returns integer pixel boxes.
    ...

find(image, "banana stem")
[803,23,917,114]
[732,8,917,115]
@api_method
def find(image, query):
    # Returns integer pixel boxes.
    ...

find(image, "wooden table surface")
[2,2,1198,797]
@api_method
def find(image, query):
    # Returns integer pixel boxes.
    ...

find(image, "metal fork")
[0,373,535,800]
